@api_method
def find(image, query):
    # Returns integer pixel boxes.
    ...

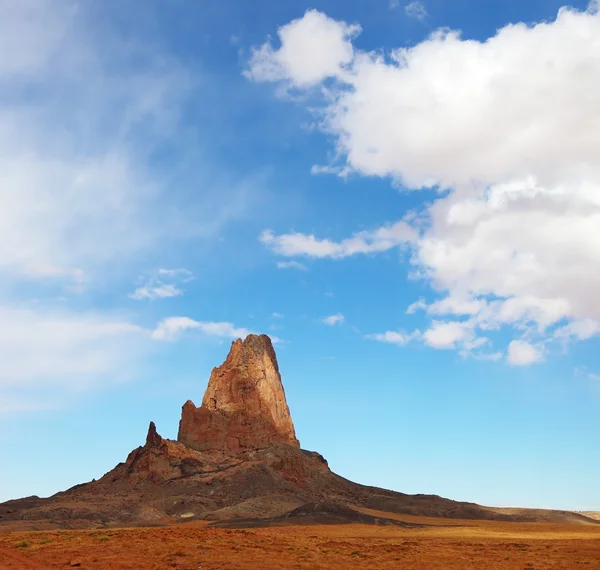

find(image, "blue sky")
[1,0,599,511]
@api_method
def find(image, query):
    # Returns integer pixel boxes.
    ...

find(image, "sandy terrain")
[582,512,600,521]
[1,513,599,569]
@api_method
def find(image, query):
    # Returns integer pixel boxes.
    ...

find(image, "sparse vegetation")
[1,518,599,568]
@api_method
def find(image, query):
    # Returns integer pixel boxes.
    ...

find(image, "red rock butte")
[177,334,300,452]
[3,332,598,530]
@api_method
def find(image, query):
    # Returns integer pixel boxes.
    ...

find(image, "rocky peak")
[145,421,163,448]
[178,334,299,453]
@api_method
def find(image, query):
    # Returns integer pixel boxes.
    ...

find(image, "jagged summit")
[177,334,299,453]
[145,421,162,448]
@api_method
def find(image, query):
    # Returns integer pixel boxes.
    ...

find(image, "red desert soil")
[1,516,600,570]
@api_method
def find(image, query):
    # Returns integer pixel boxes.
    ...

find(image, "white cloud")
[272,312,284,318]
[276,260,308,271]
[0,307,144,391]
[130,268,193,301]
[553,319,600,341]
[152,317,252,342]
[245,9,360,87]
[0,1,254,292]
[0,1,195,285]
[406,298,428,314]
[261,221,416,259]
[368,324,501,359]
[507,340,544,366]
[158,268,194,279]
[322,313,345,326]
[0,1,261,414]
[0,305,257,412]
[367,330,419,346]
[130,284,183,301]
[259,8,600,190]
[422,320,474,350]
[410,295,488,317]
[405,1,428,20]
[249,7,600,361]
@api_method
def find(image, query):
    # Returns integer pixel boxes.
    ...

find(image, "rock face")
[177,334,300,453]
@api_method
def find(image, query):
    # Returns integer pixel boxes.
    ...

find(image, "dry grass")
[582,512,600,521]
[1,515,599,569]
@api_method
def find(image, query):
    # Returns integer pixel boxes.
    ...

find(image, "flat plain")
[1,511,599,569]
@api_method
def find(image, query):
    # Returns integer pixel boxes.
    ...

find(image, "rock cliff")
[177,334,300,452]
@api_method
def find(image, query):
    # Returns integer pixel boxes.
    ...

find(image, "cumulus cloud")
[405,1,428,20]
[368,323,501,360]
[507,340,544,366]
[151,317,252,342]
[322,313,345,326]
[249,7,600,364]
[260,221,415,259]
[245,9,360,87]
[130,268,193,301]
[252,8,600,190]
[422,320,476,350]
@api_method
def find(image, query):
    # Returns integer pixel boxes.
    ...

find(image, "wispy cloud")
[130,268,193,301]
[261,221,415,259]
[151,317,252,342]
[0,305,146,414]
[0,1,261,413]
[276,260,308,271]
[0,1,196,286]
[130,284,183,301]
[404,1,428,20]
[575,366,600,381]
[158,269,194,278]
[322,313,345,326]
[367,330,419,346]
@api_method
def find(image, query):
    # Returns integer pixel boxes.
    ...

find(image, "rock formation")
[177,334,300,452]
[3,332,598,530]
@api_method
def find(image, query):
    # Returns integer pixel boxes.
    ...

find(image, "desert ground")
[2,511,600,569]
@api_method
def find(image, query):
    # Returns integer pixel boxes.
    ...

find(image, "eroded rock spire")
[177,334,299,452]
